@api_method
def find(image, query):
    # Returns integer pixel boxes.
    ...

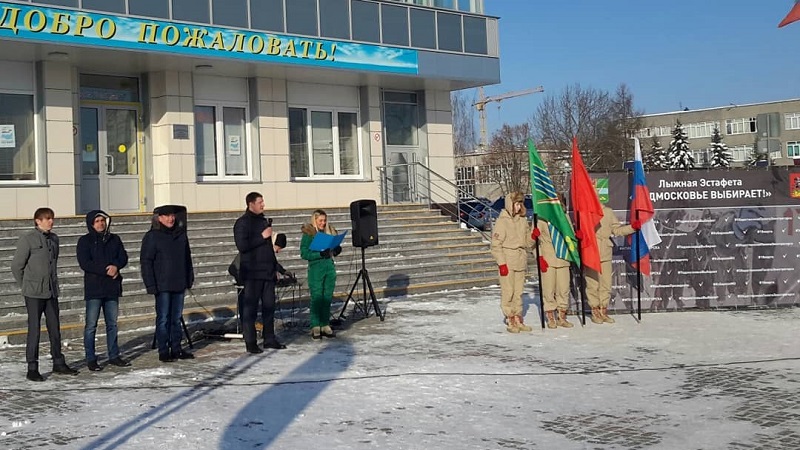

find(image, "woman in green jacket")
[300,209,341,339]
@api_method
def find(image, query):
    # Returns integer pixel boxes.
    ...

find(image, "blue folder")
[309,231,348,251]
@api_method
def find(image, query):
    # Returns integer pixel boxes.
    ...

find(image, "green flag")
[528,139,580,266]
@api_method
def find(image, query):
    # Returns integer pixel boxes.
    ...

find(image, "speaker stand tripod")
[338,247,384,321]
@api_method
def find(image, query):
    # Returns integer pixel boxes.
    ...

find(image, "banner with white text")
[595,168,800,311]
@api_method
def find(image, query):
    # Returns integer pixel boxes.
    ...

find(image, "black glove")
[320,249,331,259]
[332,245,342,257]
[146,285,157,295]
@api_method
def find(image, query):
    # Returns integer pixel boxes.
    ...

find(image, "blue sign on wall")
[0,1,419,74]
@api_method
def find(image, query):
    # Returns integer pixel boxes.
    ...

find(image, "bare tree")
[482,123,533,195]
[530,83,643,171]
[451,90,477,156]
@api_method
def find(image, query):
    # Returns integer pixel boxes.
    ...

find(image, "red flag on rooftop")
[779,1,800,27]
[569,137,603,273]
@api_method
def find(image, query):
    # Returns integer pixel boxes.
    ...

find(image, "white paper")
[0,124,15,148]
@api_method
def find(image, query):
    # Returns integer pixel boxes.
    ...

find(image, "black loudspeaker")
[350,199,379,248]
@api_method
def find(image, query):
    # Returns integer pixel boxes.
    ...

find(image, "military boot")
[590,307,604,324]
[515,315,532,332]
[556,309,574,328]
[506,316,520,333]
[601,307,615,324]
[545,310,557,329]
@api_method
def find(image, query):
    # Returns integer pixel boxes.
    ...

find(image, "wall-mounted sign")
[172,124,189,140]
[0,1,419,74]
[0,124,15,148]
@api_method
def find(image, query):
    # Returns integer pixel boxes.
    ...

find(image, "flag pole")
[533,214,546,330]
[574,213,587,326]
[634,210,642,322]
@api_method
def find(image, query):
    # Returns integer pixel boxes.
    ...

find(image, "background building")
[638,99,800,167]
[0,0,499,219]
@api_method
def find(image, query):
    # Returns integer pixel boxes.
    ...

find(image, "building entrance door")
[79,106,142,213]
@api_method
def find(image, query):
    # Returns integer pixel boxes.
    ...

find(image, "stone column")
[147,71,196,209]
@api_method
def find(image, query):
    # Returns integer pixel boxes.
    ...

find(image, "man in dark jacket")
[11,207,78,381]
[140,205,195,362]
[77,210,130,371]
[233,192,286,353]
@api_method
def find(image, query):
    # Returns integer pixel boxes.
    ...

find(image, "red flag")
[779,1,800,27]
[569,137,603,273]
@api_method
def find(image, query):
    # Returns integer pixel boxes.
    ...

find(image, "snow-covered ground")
[1,284,798,449]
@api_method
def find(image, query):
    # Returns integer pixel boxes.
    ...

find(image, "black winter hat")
[274,233,287,248]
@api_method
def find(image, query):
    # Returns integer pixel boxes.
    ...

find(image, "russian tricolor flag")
[628,138,661,276]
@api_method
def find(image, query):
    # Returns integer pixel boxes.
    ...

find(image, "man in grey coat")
[11,207,78,381]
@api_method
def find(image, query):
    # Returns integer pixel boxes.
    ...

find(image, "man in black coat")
[140,205,195,362]
[77,210,130,371]
[233,192,286,353]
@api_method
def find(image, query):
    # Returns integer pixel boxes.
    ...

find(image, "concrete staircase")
[0,204,496,345]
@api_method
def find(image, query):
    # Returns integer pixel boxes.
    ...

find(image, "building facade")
[638,99,800,167]
[0,0,499,219]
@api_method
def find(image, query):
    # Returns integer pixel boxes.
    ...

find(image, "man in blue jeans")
[140,206,195,362]
[77,210,130,371]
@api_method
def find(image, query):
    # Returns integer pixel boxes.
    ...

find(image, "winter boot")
[311,326,322,340]
[506,316,520,333]
[590,307,604,324]
[515,315,532,332]
[545,310,557,329]
[320,325,336,338]
[601,307,615,324]
[556,309,574,328]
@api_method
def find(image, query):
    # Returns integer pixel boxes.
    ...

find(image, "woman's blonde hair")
[310,209,337,234]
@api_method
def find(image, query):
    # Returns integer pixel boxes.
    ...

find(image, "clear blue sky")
[478,0,800,133]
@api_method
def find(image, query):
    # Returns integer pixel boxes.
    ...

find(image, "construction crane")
[474,86,544,150]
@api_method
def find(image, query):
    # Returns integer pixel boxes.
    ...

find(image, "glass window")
[223,107,247,176]
[0,93,36,181]
[725,118,757,135]
[381,4,409,46]
[785,113,800,130]
[433,0,453,7]
[194,106,217,176]
[384,92,419,146]
[129,0,170,18]
[338,112,359,175]
[289,107,362,178]
[437,12,462,52]
[286,0,318,36]
[311,111,334,175]
[83,0,125,13]
[250,0,284,32]
[320,0,350,40]
[410,8,436,49]
[80,75,140,102]
[352,0,380,43]
[212,0,248,28]
[31,0,78,7]
[463,16,487,54]
[289,108,309,177]
[787,142,800,158]
[172,0,210,24]
[194,104,249,179]
[80,108,99,176]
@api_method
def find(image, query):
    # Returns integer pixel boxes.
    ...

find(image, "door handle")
[106,154,115,175]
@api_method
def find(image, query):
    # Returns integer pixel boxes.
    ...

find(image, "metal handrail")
[376,162,495,240]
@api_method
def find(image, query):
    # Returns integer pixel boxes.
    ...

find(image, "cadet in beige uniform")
[490,192,533,333]
[585,206,637,324]
[535,218,573,329]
